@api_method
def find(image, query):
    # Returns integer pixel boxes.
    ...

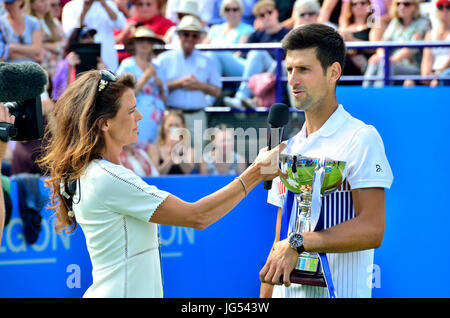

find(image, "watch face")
[289,233,304,248]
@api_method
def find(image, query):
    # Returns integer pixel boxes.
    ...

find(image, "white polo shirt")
[268,104,393,298]
[73,159,169,298]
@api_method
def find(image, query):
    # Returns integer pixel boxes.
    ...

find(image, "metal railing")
[118,40,450,105]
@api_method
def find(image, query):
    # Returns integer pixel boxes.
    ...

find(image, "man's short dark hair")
[281,24,346,73]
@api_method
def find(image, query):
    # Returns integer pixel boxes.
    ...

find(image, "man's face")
[285,48,331,111]
[178,31,202,56]
[257,5,279,29]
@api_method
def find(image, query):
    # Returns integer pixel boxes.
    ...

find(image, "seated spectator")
[49,0,62,21]
[165,0,215,26]
[363,0,430,87]
[199,125,247,175]
[115,0,175,62]
[202,0,254,77]
[163,0,203,46]
[52,26,106,100]
[292,0,337,29]
[420,0,450,87]
[0,0,43,63]
[119,143,160,177]
[340,0,393,41]
[147,111,195,175]
[62,0,126,72]
[155,15,222,137]
[116,26,167,149]
[223,0,290,110]
[26,0,65,78]
[339,0,376,82]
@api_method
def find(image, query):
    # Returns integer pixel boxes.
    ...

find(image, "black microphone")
[264,103,290,190]
[0,62,48,141]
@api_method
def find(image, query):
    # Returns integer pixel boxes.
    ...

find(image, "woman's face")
[351,0,370,19]
[31,0,50,15]
[133,38,154,56]
[437,3,450,25]
[396,1,417,19]
[135,0,159,20]
[223,2,242,23]
[164,115,184,141]
[103,88,143,147]
[4,0,24,12]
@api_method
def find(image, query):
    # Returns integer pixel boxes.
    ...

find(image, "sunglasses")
[299,11,318,18]
[224,7,240,13]
[258,9,274,18]
[351,1,369,6]
[96,70,117,100]
[179,31,200,39]
[136,2,152,7]
[396,1,414,7]
[437,5,450,10]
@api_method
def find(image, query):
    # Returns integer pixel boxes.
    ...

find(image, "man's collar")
[298,104,346,139]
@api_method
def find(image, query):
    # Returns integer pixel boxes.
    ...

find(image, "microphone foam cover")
[0,62,48,102]
[268,103,290,127]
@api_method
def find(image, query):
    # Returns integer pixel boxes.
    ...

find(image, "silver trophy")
[279,154,346,286]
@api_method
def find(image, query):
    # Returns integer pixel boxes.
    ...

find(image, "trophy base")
[290,269,327,287]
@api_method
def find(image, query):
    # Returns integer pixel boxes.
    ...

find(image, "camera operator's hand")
[0,103,15,159]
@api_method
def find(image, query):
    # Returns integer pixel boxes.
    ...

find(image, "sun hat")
[175,15,205,34]
[176,0,201,20]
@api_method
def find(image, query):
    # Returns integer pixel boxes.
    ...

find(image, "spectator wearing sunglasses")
[162,0,202,46]
[420,0,450,87]
[223,0,290,110]
[363,0,430,87]
[115,0,175,62]
[202,0,254,77]
[156,15,222,138]
[165,0,216,26]
[38,69,284,297]
[61,0,126,72]
[0,0,43,63]
[291,0,336,29]
[338,0,377,83]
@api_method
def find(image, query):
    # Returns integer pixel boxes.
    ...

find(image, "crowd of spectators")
[0,0,449,178]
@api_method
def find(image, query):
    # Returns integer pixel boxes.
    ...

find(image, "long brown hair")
[26,0,62,42]
[39,70,136,233]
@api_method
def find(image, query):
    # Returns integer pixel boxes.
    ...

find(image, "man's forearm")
[302,214,384,253]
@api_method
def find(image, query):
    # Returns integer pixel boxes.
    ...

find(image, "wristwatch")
[288,232,305,254]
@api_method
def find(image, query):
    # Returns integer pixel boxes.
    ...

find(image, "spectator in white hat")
[156,15,222,137]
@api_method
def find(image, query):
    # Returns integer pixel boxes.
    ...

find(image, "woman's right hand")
[252,142,287,181]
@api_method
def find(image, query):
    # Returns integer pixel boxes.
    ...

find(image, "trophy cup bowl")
[279,154,346,195]
[279,153,346,287]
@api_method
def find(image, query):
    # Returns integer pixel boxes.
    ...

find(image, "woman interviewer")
[39,69,285,298]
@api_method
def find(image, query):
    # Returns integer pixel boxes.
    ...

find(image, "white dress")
[72,159,169,297]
